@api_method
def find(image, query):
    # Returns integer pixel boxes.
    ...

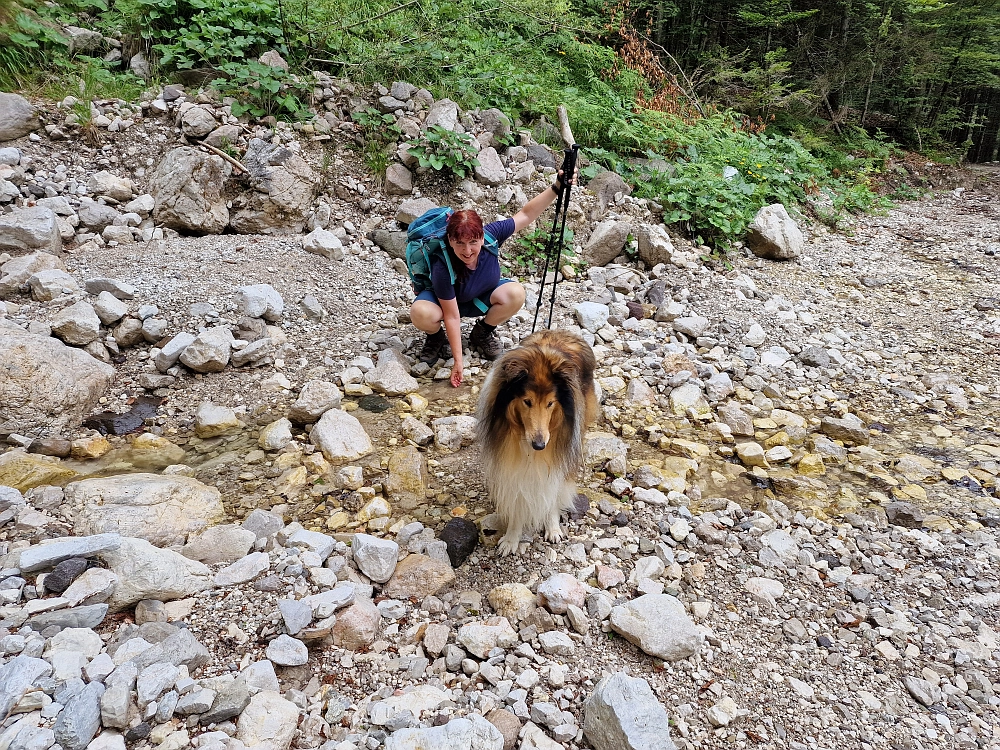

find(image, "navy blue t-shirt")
[430,219,514,304]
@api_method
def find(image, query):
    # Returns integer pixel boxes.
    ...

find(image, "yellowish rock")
[275,466,308,497]
[897,483,927,501]
[668,439,710,459]
[753,418,778,430]
[735,442,768,468]
[367,516,391,532]
[274,452,301,470]
[0,450,78,492]
[923,515,956,531]
[326,511,350,530]
[357,496,391,523]
[941,466,967,482]
[303,452,329,475]
[128,433,186,469]
[764,431,790,449]
[386,445,427,510]
[931,425,953,438]
[796,453,826,476]
[70,434,111,460]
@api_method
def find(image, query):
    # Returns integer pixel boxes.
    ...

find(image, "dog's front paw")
[497,533,521,556]
[544,522,564,544]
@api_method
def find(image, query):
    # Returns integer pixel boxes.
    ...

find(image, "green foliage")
[405,125,480,179]
[115,0,286,69]
[211,60,310,119]
[503,227,576,278]
[351,107,402,177]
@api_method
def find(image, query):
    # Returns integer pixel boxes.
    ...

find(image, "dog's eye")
[523,399,532,407]
[547,401,554,408]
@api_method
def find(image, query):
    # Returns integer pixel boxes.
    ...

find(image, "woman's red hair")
[446,209,484,242]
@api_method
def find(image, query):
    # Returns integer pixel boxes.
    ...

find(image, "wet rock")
[288,380,342,423]
[366,348,419,395]
[820,414,869,445]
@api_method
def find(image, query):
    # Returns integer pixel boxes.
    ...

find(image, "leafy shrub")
[405,125,480,179]
[211,60,311,119]
[503,226,577,278]
[116,0,286,70]
[351,107,403,177]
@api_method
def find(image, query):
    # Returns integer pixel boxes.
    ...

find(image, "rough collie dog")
[477,329,597,555]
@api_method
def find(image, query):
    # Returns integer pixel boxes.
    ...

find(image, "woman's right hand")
[450,361,464,388]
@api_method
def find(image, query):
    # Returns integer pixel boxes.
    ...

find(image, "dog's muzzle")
[531,436,547,451]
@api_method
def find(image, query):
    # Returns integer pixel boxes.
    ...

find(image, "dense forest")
[1,0,998,245]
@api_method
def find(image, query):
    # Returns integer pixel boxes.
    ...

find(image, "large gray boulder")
[0,206,61,255]
[150,147,232,234]
[582,220,631,267]
[747,203,803,260]
[229,139,318,234]
[65,473,225,547]
[0,93,38,141]
[0,333,116,438]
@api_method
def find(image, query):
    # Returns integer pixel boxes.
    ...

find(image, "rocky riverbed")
[0,77,999,750]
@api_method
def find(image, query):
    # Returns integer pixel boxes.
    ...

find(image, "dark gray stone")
[439,518,478,568]
[44,557,90,594]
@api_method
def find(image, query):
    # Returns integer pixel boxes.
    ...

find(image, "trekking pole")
[531,143,579,333]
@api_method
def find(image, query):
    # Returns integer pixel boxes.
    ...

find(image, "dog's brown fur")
[477,330,597,554]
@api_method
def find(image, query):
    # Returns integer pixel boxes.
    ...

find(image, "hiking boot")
[418,328,449,364]
[469,319,502,360]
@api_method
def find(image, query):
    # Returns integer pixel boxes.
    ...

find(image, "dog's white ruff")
[485,441,576,555]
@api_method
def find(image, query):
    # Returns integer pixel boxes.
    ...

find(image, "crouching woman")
[409,175,569,387]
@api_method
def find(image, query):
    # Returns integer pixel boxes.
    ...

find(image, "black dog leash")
[531,144,579,334]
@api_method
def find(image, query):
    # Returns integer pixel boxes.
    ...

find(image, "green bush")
[351,107,402,177]
[115,0,286,69]
[211,60,310,119]
[405,125,479,179]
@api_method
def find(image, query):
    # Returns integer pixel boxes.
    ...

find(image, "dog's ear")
[499,356,527,382]
[548,352,582,385]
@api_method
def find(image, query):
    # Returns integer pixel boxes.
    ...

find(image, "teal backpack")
[405,207,500,314]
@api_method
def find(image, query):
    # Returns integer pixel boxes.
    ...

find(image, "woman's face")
[449,235,484,267]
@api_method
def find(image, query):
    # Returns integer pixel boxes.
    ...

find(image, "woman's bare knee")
[410,300,443,332]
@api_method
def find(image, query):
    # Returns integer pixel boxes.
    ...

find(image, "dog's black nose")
[531,438,546,451]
